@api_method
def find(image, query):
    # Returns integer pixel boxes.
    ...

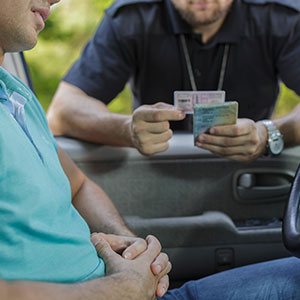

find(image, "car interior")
[3,52,300,288]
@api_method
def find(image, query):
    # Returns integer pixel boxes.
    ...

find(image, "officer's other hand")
[130,102,185,155]
[195,118,268,162]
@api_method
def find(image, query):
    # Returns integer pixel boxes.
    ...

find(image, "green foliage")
[25,0,132,113]
[274,84,300,118]
[25,0,300,116]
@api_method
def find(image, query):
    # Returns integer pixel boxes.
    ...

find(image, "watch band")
[261,120,284,156]
[261,119,277,135]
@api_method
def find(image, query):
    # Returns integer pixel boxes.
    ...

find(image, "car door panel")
[57,134,299,283]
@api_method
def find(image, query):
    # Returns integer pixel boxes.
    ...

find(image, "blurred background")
[25,0,300,117]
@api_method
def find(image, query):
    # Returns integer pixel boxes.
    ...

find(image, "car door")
[4,52,299,287]
[56,134,299,286]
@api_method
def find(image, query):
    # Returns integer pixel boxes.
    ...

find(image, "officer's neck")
[192,14,227,44]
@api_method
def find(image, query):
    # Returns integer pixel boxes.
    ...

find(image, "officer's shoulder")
[243,0,300,12]
[106,0,162,16]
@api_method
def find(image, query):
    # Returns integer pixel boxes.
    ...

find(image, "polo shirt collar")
[165,0,244,44]
[0,80,10,103]
[0,87,9,102]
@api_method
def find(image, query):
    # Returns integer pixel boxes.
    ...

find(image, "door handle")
[234,170,294,203]
[237,183,291,200]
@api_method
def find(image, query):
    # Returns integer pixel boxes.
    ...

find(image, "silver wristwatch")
[261,120,284,156]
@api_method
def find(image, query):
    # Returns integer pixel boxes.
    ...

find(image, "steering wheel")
[283,164,300,258]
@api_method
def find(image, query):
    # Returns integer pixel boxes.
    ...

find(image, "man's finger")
[196,142,257,158]
[146,235,162,254]
[159,261,172,278]
[209,118,255,136]
[94,233,129,254]
[197,133,255,147]
[152,102,175,110]
[140,141,170,156]
[156,275,170,298]
[138,130,173,146]
[135,120,170,134]
[122,238,147,260]
[135,108,185,122]
[151,252,169,275]
[91,234,117,262]
[136,235,162,260]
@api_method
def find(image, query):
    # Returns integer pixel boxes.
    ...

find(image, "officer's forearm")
[273,102,300,148]
[47,81,134,147]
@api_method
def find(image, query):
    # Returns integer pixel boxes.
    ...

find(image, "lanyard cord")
[218,43,230,90]
[180,34,197,91]
[180,34,230,91]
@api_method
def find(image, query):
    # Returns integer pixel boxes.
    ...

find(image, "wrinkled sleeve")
[275,13,300,96]
[63,14,136,104]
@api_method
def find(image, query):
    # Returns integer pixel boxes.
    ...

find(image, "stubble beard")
[0,16,38,54]
[176,2,232,28]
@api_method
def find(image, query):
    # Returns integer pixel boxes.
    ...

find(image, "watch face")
[269,137,284,155]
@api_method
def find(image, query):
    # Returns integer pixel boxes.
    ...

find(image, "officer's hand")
[195,118,268,162]
[130,102,185,155]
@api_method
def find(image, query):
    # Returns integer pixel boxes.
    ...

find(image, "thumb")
[91,234,116,261]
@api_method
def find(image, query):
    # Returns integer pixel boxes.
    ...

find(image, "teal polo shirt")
[0,67,105,282]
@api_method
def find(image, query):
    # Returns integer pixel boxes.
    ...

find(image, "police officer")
[47,0,300,161]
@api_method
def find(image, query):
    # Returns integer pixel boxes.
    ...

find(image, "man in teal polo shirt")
[1,1,300,299]
[0,0,171,299]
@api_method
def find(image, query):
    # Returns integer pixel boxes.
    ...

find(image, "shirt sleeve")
[63,14,136,104]
[274,11,300,96]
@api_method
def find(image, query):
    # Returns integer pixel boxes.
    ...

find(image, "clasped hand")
[91,233,171,299]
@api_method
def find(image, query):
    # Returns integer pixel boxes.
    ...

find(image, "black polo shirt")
[64,0,300,125]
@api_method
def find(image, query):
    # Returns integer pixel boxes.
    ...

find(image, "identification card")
[174,91,225,114]
[193,101,238,144]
